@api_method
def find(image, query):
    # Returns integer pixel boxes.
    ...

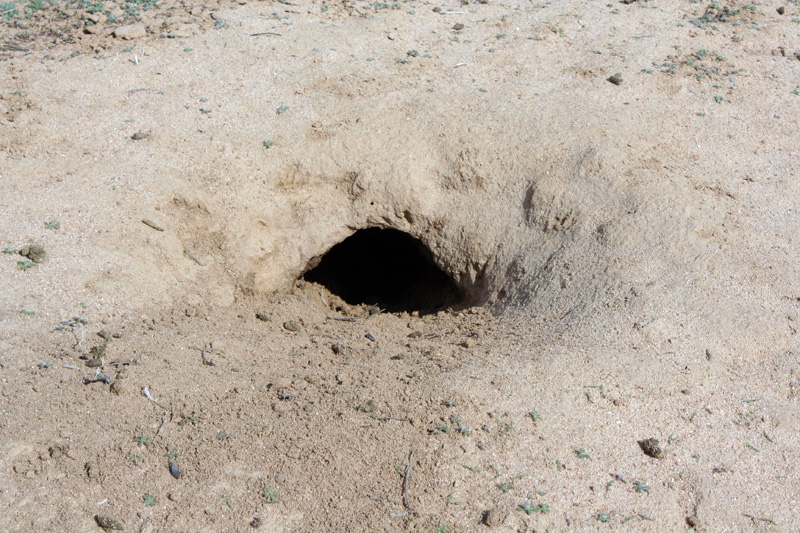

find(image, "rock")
[140,522,154,533]
[141,218,165,232]
[169,461,181,479]
[250,517,262,528]
[452,23,465,31]
[131,131,150,140]
[607,73,623,85]
[114,23,146,40]
[686,515,701,528]
[283,320,301,332]
[777,6,785,15]
[95,515,124,530]
[19,244,45,263]
[638,438,664,459]
[331,343,347,355]
[85,461,100,479]
[255,312,270,321]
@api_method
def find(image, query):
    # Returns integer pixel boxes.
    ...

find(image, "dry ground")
[1,1,800,532]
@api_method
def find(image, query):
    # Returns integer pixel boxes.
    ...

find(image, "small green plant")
[127,454,141,465]
[1,2,18,20]
[527,410,540,422]
[574,449,591,460]
[262,485,278,503]
[164,448,179,460]
[407,49,419,57]
[2,247,16,254]
[44,220,60,230]
[276,105,289,114]
[435,524,450,533]
[220,494,232,509]
[199,107,212,114]
[135,435,151,447]
[634,480,650,493]
[17,260,36,271]
[441,399,456,407]
[496,481,514,493]
[519,502,549,515]
[597,513,611,522]
[263,140,274,149]
[143,494,157,507]
[20,309,35,316]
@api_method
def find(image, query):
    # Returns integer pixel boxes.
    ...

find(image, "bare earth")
[1,1,800,532]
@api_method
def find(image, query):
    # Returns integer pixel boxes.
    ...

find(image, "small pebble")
[607,73,623,85]
[255,313,270,322]
[331,343,347,355]
[131,131,151,140]
[169,461,181,479]
[452,23,464,31]
[141,522,154,533]
[250,517,262,528]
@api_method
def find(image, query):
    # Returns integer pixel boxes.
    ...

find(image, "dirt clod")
[49,445,67,459]
[638,438,664,459]
[114,23,146,40]
[482,508,504,527]
[94,515,124,530]
[283,320,301,332]
[85,461,100,480]
[18,244,45,263]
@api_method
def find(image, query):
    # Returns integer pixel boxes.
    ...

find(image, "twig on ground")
[155,411,169,437]
[201,347,217,366]
[403,450,415,513]
[183,249,206,266]
[142,386,166,409]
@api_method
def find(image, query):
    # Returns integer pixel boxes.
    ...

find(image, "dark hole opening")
[303,228,463,314]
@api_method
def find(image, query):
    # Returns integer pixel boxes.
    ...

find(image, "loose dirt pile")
[1,1,799,531]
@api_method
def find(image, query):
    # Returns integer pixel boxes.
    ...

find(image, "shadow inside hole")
[303,228,463,314]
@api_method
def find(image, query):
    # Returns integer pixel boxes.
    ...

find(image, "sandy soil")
[1,0,800,532]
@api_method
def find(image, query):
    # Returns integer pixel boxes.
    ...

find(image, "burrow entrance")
[303,227,464,314]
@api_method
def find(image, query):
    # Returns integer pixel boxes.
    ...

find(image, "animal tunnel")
[302,227,464,314]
